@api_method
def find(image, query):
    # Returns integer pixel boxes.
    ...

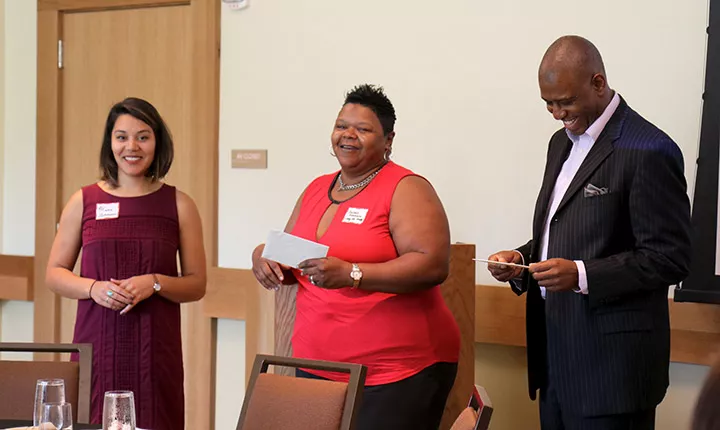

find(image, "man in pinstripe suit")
[488,35,692,429]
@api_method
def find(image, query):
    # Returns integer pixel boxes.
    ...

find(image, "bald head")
[537,36,613,136]
[539,36,606,85]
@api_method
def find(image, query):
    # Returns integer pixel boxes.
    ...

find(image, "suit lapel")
[553,99,628,216]
[532,136,572,249]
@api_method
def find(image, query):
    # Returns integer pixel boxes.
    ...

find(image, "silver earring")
[384,151,391,162]
[330,146,337,157]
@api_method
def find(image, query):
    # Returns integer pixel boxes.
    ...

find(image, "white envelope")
[261,230,329,268]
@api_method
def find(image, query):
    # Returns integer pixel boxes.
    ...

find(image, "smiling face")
[331,103,394,173]
[111,114,156,179]
[539,65,609,136]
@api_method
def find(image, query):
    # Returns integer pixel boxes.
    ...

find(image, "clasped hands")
[89,275,156,314]
[487,250,579,292]
[252,255,352,290]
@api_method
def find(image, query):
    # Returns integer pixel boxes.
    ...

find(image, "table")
[0,419,100,429]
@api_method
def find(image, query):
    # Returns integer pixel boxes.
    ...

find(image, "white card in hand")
[261,230,329,268]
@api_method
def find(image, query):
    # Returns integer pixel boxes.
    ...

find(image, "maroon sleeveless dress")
[72,183,184,430]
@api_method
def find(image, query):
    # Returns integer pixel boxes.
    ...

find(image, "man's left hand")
[530,258,578,292]
[297,257,353,289]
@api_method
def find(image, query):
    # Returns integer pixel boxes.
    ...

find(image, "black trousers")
[297,361,458,430]
[540,377,656,430]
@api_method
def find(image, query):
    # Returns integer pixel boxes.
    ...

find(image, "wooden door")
[36,1,219,428]
[58,3,193,348]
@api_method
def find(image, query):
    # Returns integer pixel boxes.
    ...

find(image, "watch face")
[153,283,161,292]
[351,271,362,281]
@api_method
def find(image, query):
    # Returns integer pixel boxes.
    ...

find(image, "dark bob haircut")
[99,97,174,187]
[344,84,396,136]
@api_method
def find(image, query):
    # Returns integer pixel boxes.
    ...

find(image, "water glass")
[102,391,136,430]
[34,379,66,426]
[40,402,73,430]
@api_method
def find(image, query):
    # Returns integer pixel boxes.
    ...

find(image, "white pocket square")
[583,183,609,197]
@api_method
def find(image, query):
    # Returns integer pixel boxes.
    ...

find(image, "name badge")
[96,202,120,220]
[342,207,368,225]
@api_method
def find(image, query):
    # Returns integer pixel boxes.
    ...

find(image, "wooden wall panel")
[203,272,720,396]
[244,282,275,383]
[273,283,297,376]
[669,300,720,364]
[39,0,187,11]
[203,267,276,383]
[204,267,253,320]
[438,244,476,430]
[475,285,720,366]
[0,256,34,301]
[34,9,63,347]
[182,0,220,428]
[475,285,526,347]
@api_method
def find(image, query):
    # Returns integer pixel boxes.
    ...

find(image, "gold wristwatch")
[350,263,362,289]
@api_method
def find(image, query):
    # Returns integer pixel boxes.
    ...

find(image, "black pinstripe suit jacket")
[512,96,692,417]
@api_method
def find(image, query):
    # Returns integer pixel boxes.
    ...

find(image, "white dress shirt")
[537,92,620,298]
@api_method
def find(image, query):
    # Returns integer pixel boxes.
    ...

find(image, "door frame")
[34,1,220,428]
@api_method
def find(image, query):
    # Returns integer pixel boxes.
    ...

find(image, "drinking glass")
[102,391,136,430]
[34,379,66,426]
[40,401,73,430]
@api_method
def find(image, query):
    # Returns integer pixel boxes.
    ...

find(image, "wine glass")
[40,402,73,430]
[34,379,66,426]
[102,391,136,430]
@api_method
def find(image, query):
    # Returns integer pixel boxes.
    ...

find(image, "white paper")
[261,230,329,268]
[473,258,530,269]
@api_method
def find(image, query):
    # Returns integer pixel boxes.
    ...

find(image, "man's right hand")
[487,250,524,282]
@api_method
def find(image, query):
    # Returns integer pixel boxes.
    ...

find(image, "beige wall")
[0,0,5,249]
[3,0,35,256]
[0,0,4,344]
[217,0,710,429]
[217,0,707,285]
[0,0,35,357]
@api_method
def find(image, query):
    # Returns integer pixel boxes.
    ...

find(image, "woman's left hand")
[111,275,156,315]
[298,257,353,289]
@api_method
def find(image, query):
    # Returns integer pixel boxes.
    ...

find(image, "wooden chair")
[0,343,92,424]
[236,354,366,430]
[450,385,493,430]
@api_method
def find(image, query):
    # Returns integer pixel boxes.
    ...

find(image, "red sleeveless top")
[290,162,460,385]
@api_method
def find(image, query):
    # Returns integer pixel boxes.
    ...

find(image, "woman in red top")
[251,84,460,430]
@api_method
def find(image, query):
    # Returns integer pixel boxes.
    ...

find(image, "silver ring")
[309,275,316,286]
[105,297,109,303]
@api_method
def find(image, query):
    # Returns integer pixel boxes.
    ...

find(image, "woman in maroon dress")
[45,97,207,429]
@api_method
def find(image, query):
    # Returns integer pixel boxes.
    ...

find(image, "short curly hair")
[344,84,396,136]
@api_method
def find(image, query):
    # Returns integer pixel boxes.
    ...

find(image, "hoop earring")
[330,146,337,158]
[384,150,391,162]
